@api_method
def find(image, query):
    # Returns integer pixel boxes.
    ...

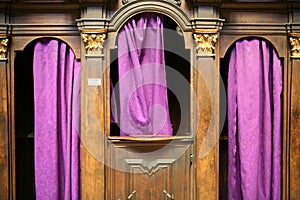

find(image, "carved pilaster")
[193,29,218,56]
[290,33,300,58]
[80,29,107,55]
[0,35,9,60]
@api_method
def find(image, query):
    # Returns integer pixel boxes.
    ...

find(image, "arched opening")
[14,38,80,199]
[109,13,191,137]
[219,37,283,199]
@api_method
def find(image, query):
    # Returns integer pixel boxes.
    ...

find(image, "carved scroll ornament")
[0,36,9,60]
[193,29,218,56]
[81,29,107,55]
[289,33,300,58]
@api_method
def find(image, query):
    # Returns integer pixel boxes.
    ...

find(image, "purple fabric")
[116,13,172,136]
[33,39,80,200]
[228,39,282,200]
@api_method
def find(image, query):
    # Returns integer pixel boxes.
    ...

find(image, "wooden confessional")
[0,0,299,199]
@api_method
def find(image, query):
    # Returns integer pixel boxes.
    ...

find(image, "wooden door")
[106,139,194,200]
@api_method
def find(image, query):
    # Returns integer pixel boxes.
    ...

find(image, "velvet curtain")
[116,13,172,136]
[228,38,282,200]
[33,39,80,200]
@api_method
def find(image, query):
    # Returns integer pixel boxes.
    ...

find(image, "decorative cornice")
[289,33,300,58]
[191,18,224,30]
[76,18,108,31]
[80,29,107,55]
[0,35,9,60]
[193,29,218,56]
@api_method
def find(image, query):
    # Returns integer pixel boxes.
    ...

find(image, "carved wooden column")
[288,32,300,200]
[191,5,223,198]
[0,34,9,199]
[77,5,108,198]
[193,28,220,200]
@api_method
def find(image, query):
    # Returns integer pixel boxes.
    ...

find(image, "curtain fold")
[116,13,172,136]
[228,38,282,200]
[33,39,80,200]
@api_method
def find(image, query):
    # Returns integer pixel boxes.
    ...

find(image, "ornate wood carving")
[125,159,175,176]
[80,29,107,55]
[193,29,218,56]
[0,36,9,60]
[290,33,300,58]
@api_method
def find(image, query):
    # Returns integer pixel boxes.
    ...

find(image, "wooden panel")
[107,141,193,200]
[221,11,287,24]
[219,139,228,200]
[0,62,9,199]
[195,57,218,200]
[80,56,105,199]
[290,59,300,200]
[12,13,79,24]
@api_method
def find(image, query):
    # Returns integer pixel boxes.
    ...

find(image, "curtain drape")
[228,38,282,200]
[116,13,172,136]
[33,39,80,200]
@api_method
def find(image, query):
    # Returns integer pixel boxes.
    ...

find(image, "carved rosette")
[193,29,218,56]
[0,36,9,60]
[81,29,107,55]
[289,33,300,58]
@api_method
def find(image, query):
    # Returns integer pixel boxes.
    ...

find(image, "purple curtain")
[116,13,172,136]
[33,39,80,200]
[228,38,282,200]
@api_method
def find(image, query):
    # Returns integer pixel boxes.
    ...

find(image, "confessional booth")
[0,0,299,199]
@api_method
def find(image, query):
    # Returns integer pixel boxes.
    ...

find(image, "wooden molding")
[109,0,192,32]
[122,0,181,6]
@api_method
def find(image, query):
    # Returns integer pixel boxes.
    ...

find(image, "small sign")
[87,78,101,86]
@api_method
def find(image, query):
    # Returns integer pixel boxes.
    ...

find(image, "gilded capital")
[81,29,107,55]
[0,35,9,60]
[289,33,300,58]
[193,29,218,56]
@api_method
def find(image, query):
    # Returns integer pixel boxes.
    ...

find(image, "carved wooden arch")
[220,35,286,58]
[14,36,81,59]
[108,0,192,48]
[219,35,289,200]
